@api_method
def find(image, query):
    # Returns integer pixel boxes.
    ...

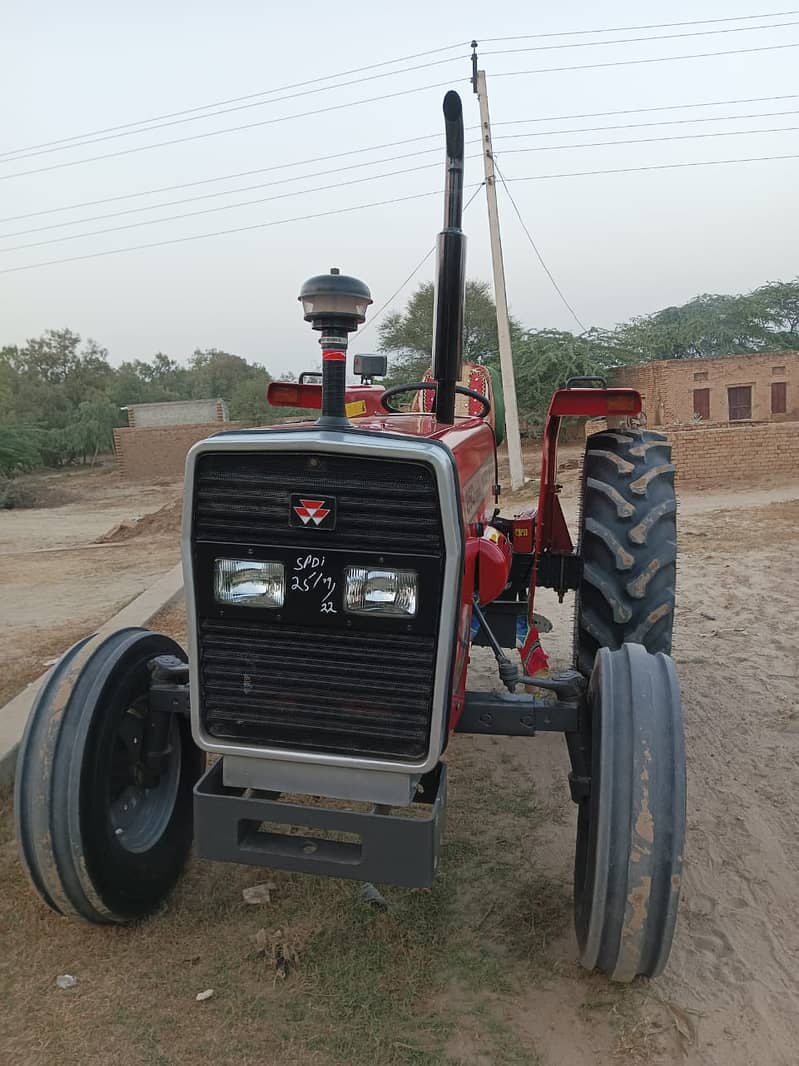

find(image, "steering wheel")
[380,381,491,419]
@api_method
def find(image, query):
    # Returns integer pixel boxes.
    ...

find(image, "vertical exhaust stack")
[431,91,467,425]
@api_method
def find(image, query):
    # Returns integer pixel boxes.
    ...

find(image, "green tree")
[504,329,613,431]
[0,425,42,476]
[228,372,272,423]
[607,279,799,361]
[11,328,83,384]
[377,279,523,382]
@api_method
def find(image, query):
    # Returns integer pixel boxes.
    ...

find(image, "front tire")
[15,628,203,924]
[574,644,685,981]
[574,428,676,677]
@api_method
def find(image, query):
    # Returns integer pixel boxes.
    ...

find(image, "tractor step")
[194,759,447,887]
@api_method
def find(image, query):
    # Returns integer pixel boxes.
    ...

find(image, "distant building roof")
[125,398,228,428]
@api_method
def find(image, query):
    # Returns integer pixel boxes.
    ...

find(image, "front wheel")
[573,643,686,981]
[15,628,204,924]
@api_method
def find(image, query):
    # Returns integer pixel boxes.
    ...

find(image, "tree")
[377,279,524,382]
[229,372,272,423]
[12,328,83,384]
[607,279,799,361]
[506,329,612,431]
[0,425,42,476]
[188,349,253,399]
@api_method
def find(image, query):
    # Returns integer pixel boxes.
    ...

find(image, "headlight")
[214,559,285,608]
[343,566,418,617]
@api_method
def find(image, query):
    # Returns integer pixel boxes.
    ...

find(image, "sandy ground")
[0,465,181,705]
[1,452,798,1064]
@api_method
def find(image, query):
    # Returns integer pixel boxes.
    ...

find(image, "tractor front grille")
[191,448,447,761]
[199,619,436,759]
[195,450,442,554]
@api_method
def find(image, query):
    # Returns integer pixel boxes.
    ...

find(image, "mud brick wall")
[612,351,799,426]
[113,422,246,480]
[667,420,799,485]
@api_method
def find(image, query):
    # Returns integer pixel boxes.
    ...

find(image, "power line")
[493,107,799,140]
[15,109,796,240]
[5,11,792,161]
[492,161,586,332]
[0,43,469,161]
[12,19,786,164]
[6,41,796,182]
[5,93,796,226]
[493,92,799,127]
[357,184,485,338]
[481,9,799,42]
[3,150,798,275]
[358,248,436,339]
[504,151,799,183]
[499,123,799,156]
[1,56,468,166]
[14,116,793,254]
[0,133,449,223]
[0,79,457,183]
[492,40,799,79]
[482,18,799,56]
[0,158,483,254]
[0,187,455,276]
[0,144,467,240]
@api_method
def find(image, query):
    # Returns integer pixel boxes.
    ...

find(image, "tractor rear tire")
[574,428,676,677]
[15,628,204,924]
[574,643,685,981]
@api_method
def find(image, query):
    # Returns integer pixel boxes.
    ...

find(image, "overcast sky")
[2,1,798,377]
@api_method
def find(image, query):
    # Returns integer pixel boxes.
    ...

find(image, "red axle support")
[530,386,642,624]
[535,386,640,557]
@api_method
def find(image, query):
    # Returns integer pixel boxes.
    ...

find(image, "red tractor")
[15,92,684,982]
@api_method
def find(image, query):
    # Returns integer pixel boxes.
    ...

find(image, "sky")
[2,1,798,378]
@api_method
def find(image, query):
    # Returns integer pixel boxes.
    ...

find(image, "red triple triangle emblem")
[293,498,330,526]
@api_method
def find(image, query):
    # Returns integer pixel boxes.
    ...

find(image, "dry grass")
[0,731,554,1066]
[0,619,98,707]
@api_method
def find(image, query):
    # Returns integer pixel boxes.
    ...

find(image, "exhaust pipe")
[431,90,467,425]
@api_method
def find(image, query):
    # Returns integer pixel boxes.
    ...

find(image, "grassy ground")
[0,732,574,1066]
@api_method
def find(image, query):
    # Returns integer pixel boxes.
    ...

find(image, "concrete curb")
[0,563,184,787]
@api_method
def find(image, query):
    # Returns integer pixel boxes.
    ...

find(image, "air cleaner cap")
[299,268,372,329]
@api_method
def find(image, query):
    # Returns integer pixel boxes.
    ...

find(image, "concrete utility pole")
[472,48,524,492]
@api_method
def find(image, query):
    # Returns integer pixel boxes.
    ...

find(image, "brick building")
[611,351,798,426]
[114,398,230,479]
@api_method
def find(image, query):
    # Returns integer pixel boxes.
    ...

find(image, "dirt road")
[0,465,181,704]
[1,473,797,1065]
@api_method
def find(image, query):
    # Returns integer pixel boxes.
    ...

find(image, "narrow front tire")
[15,628,203,924]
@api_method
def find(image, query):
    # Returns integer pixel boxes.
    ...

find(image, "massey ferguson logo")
[290,494,336,530]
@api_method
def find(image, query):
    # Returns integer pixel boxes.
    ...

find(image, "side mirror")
[353,353,387,383]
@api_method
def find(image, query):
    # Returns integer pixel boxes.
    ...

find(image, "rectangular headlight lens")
[343,566,418,617]
[214,559,285,608]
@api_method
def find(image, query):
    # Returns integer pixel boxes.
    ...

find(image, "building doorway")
[693,388,710,420]
[727,385,752,421]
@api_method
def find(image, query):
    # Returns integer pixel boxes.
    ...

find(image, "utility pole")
[472,43,524,492]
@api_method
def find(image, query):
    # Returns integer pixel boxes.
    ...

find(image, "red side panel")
[266,382,388,417]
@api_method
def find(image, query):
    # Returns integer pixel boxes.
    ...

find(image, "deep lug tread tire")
[575,428,676,677]
[15,628,204,925]
[575,644,685,981]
